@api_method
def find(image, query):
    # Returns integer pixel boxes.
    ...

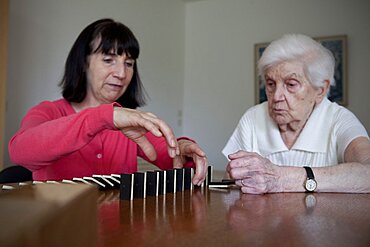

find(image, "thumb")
[228,150,248,160]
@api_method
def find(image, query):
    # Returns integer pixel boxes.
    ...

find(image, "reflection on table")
[97,188,370,247]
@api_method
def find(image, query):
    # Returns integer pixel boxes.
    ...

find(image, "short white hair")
[257,34,335,89]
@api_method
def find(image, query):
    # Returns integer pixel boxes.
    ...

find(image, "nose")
[272,84,285,102]
[113,63,126,79]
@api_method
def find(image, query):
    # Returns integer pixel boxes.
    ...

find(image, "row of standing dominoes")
[119,165,236,200]
[120,167,199,200]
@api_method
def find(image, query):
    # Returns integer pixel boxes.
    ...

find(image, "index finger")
[227,155,252,169]
[143,114,180,157]
[228,150,252,160]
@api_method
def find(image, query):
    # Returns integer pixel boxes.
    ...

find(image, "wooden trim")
[0,0,9,169]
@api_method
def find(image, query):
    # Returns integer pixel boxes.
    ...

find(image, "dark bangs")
[91,22,140,58]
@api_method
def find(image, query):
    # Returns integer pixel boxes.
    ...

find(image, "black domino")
[146,171,159,196]
[83,177,106,188]
[175,168,184,192]
[158,170,166,195]
[120,173,134,200]
[165,169,176,193]
[103,175,120,188]
[207,165,235,188]
[92,175,115,189]
[133,172,146,199]
[72,177,92,185]
[207,165,213,185]
[183,167,193,190]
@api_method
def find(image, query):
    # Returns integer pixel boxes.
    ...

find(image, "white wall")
[5,0,185,165]
[183,0,370,170]
[5,0,370,171]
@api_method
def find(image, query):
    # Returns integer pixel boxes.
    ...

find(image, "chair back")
[0,165,32,183]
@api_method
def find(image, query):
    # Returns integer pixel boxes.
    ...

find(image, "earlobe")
[315,80,330,104]
[322,80,330,96]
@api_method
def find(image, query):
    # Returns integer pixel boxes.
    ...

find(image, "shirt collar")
[292,98,331,152]
[256,98,331,156]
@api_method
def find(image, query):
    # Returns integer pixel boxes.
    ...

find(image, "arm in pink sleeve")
[8,101,116,170]
[137,133,196,170]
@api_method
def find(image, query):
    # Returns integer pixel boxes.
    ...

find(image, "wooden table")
[0,183,97,247]
[97,188,370,247]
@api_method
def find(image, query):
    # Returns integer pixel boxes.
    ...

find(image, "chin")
[272,116,289,125]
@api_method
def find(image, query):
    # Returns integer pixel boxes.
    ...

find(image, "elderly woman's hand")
[173,139,208,186]
[226,150,282,194]
[113,107,180,161]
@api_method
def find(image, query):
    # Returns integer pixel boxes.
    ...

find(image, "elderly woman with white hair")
[222,34,370,194]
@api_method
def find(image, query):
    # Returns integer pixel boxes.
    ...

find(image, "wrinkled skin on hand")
[227,150,282,194]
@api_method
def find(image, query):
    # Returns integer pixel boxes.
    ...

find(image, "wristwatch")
[303,166,317,192]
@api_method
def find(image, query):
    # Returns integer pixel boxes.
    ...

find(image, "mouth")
[106,83,123,90]
[272,108,285,114]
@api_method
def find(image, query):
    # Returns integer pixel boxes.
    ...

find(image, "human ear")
[315,80,330,104]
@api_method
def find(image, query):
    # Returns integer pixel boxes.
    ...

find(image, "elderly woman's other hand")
[173,139,208,186]
[227,150,282,194]
[113,107,180,161]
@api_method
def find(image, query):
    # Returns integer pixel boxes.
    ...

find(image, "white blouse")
[222,98,369,167]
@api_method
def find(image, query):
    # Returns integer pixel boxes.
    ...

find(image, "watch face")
[305,179,317,192]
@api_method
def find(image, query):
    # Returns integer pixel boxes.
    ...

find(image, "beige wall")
[183,0,370,169]
[4,0,185,166]
[4,0,370,170]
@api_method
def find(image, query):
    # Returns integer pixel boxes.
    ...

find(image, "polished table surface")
[97,187,370,247]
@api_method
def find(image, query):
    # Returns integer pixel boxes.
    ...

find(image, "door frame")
[0,0,9,169]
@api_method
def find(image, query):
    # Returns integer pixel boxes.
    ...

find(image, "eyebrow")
[266,72,299,79]
[285,73,299,78]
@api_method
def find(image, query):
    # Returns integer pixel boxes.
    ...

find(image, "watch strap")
[303,166,315,180]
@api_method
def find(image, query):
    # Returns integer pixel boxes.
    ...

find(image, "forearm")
[9,104,115,168]
[314,162,370,193]
[278,163,370,193]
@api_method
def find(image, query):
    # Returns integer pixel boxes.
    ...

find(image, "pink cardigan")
[9,99,193,180]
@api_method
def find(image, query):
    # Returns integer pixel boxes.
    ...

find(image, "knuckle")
[229,169,238,178]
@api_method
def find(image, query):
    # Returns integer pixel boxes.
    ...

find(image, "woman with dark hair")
[9,19,207,185]
[60,18,145,109]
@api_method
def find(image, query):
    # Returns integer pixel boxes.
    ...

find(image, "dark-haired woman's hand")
[113,107,179,161]
[173,139,208,186]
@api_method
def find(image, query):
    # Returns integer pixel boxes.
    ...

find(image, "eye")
[265,79,276,92]
[103,56,115,64]
[124,60,135,68]
[285,79,300,91]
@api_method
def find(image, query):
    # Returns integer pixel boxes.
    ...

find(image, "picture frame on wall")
[254,35,348,106]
